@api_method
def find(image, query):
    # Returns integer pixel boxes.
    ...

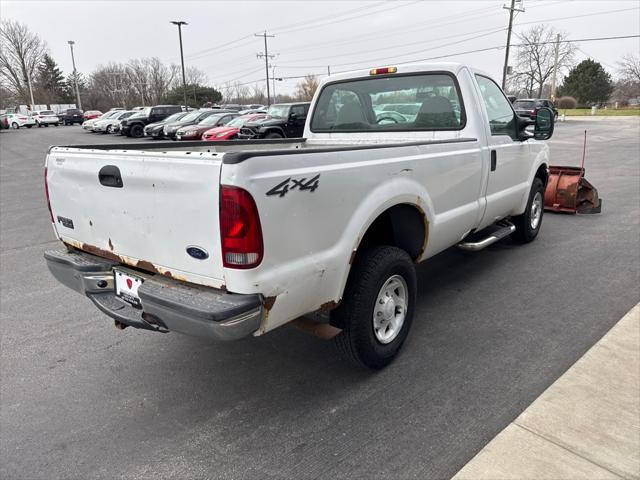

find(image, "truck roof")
[321,62,466,84]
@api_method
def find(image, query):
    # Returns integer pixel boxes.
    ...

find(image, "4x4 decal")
[266,174,320,197]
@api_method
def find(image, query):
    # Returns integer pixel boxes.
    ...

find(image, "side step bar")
[457,222,516,252]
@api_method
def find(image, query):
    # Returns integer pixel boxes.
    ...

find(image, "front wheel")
[511,177,545,243]
[331,246,417,369]
[11,122,19,129]
[105,125,112,134]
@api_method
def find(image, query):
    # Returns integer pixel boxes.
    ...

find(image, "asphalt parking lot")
[1,118,639,480]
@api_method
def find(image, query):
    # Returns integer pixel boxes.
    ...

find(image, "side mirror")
[534,107,554,140]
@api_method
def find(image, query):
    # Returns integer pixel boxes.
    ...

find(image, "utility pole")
[501,0,525,90]
[67,41,82,109]
[256,31,276,106]
[271,64,277,101]
[170,21,188,108]
[550,33,561,100]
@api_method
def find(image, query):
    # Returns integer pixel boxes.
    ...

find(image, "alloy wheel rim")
[530,191,543,230]
[373,274,408,344]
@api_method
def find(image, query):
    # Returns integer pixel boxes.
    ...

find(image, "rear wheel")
[511,177,545,243]
[265,131,283,139]
[331,246,416,369]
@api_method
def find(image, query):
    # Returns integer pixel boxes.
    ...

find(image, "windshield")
[180,111,203,122]
[267,105,291,118]
[118,111,135,119]
[310,73,464,132]
[226,115,263,127]
[163,112,187,123]
[513,100,535,109]
[198,114,226,126]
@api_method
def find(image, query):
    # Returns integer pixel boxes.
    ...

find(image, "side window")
[475,74,516,138]
[291,105,306,117]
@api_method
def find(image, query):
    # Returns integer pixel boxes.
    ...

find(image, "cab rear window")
[310,73,465,132]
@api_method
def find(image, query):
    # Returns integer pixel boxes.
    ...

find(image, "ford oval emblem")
[186,246,209,260]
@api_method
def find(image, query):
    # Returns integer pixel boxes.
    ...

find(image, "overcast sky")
[2,0,639,94]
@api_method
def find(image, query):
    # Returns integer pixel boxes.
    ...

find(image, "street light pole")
[170,21,188,108]
[67,40,82,109]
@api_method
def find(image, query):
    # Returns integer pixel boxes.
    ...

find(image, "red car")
[202,114,268,141]
[83,110,102,120]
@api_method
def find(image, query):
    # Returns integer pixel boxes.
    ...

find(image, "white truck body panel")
[45,62,549,338]
[47,148,226,287]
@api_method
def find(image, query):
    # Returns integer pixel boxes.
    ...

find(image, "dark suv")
[59,109,84,125]
[513,99,558,122]
[120,105,183,138]
[237,102,310,139]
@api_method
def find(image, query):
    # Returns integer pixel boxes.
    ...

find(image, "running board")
[457,222,516,252]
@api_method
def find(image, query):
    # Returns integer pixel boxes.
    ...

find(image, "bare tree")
[183,66,207,86]
[618,53,640,83]
[295,74,319,101]
[510,25,575,98]
[612,53,640,105]
[0,19,48,103]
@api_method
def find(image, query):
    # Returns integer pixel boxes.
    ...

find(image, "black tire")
[11,122,19,129]
[511,177,545,244]
[129,124,144,138]
[331,246,417,369]
[26,125,32,128]
[105,125,112,134]
[53,123,59,127]
[265,131,283,139]
[36,122,41,128]
[44,123,49,127]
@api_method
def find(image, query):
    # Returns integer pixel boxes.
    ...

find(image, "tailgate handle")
[98,165,123,188]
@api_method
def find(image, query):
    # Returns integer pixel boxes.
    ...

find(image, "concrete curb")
[453,303,640,480]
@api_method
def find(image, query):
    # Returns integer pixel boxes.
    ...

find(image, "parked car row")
[1,102,311,142]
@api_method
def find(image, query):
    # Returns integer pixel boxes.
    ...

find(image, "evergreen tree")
[35,54,66,103]
[558,59,614,106]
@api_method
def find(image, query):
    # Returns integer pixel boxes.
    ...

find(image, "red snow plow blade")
[544,166,602,214]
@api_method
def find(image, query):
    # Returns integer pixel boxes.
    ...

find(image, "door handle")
[490,150,497,172]
[98,165,123,188]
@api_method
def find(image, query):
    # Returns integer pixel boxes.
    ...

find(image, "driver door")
[474,74,531,229]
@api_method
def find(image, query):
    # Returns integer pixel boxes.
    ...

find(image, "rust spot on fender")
[108,238,114,251]
[135,260,159,274]
[263,296,277,311]
[77,242,121,262]
[319,300,339,312]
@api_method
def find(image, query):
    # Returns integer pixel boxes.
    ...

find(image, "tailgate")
[46,147,225,288]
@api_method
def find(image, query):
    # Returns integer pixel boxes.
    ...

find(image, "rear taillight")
[44,166,54,222]
[220,186,263,269]
[530,109,537,116]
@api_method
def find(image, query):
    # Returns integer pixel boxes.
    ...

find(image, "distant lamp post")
[67,40,82,109]
[170,20,188,108]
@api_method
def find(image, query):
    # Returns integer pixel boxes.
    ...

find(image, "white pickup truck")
[44,63,554,369]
